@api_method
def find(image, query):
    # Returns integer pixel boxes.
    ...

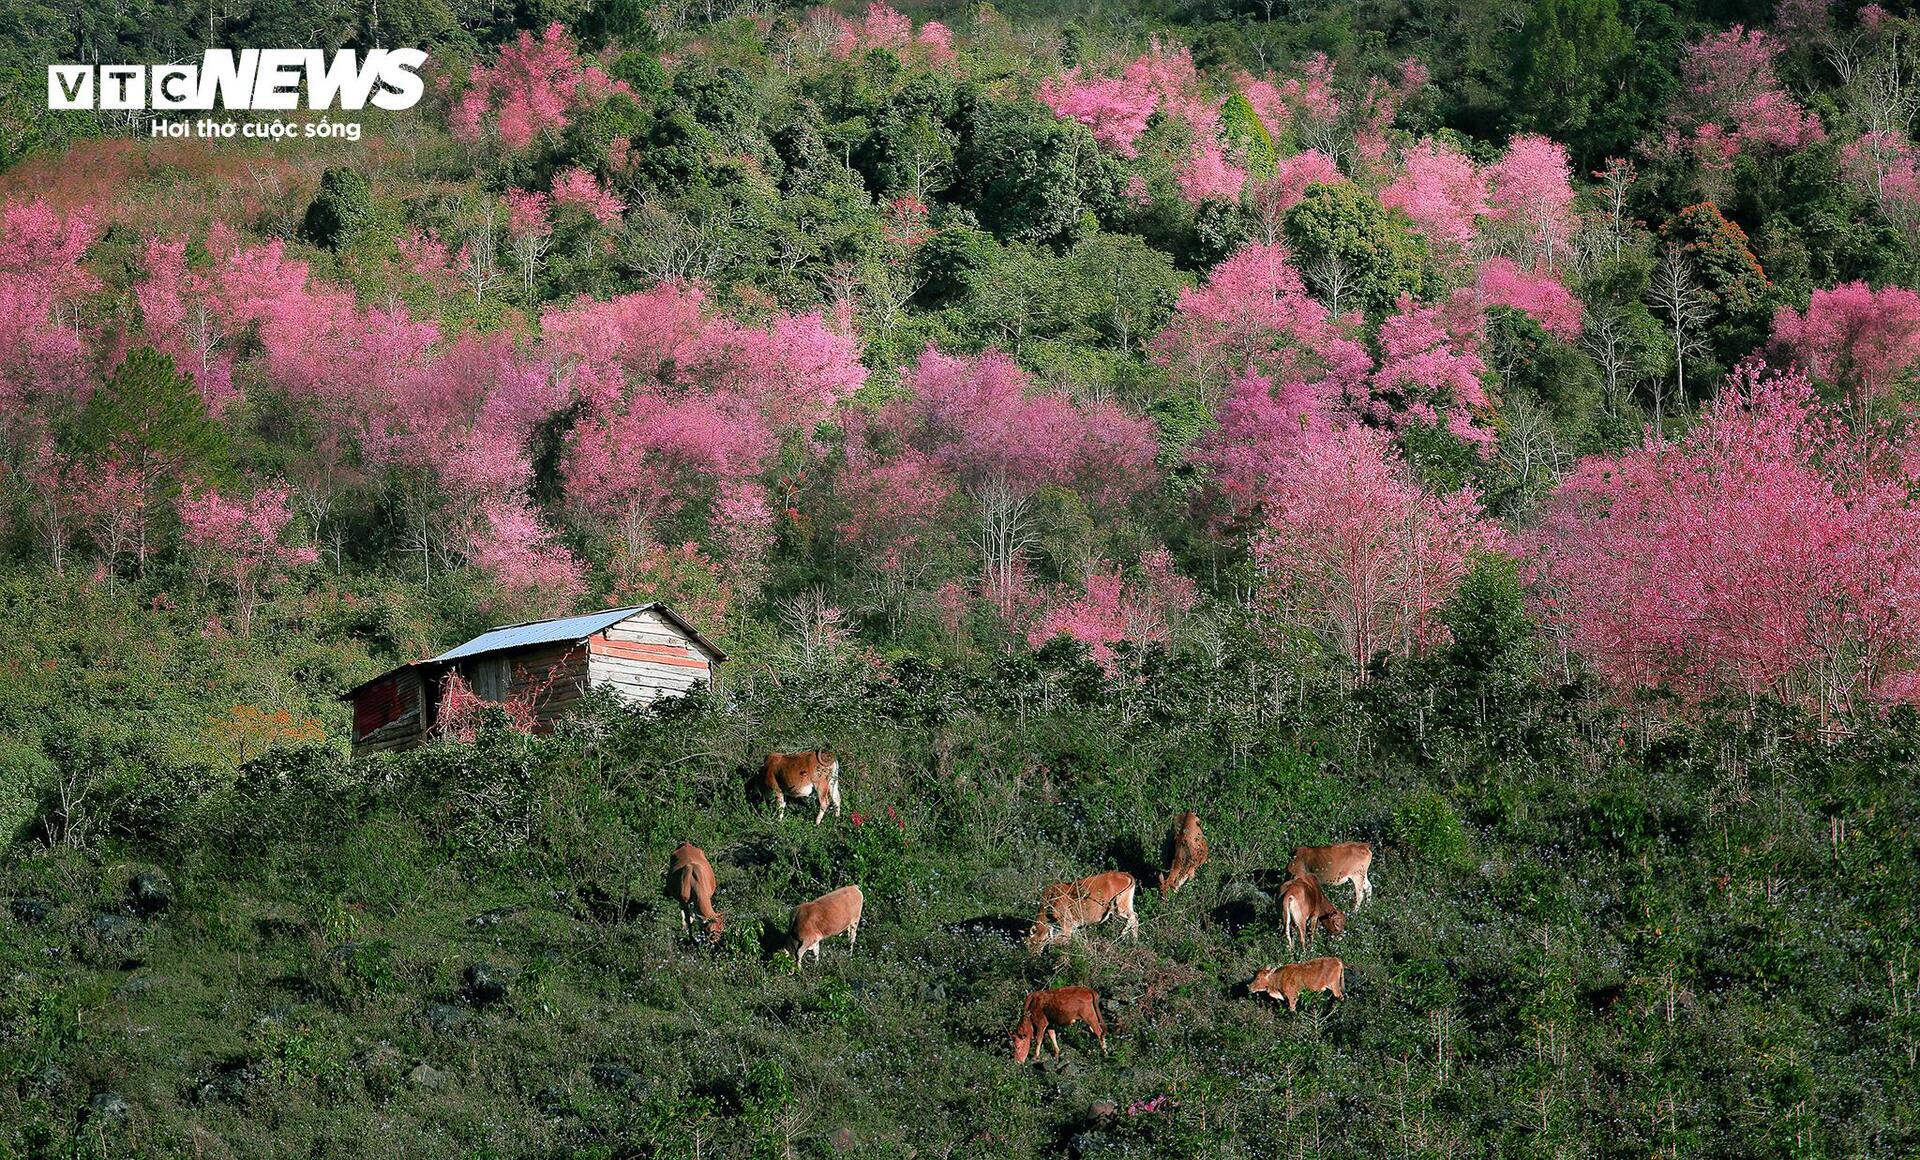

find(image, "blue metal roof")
[431,606,651,664]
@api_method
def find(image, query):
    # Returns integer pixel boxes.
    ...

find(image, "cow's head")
[704,913,726,945]
[1322,910,1348,936]
[1284,854,1308,880]
[1010,1019,1035,1063]
[1249,968,1280,996]
[1023,920,1055,954]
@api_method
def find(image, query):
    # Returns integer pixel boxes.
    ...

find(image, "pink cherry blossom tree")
[1369,295,1496,450]
[1253,424,1499,676]
[1380,139,1487,263]
[1484,134,1578,269]
[450,23,628,151]
[1669,26,1824,177]
[550,167,626,226]
[1770,281,1920,411]
[1027,548,1197,670]
[1473,259,1583,341]
[178,486,319,637]
[0,198,101,440]
[462,497,585,611]
[1246,150,1345,243]
[1150,241,1371,404]
[505,190,553,308]
[1527,362,1920,719]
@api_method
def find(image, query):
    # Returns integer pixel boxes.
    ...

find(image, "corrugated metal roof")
[431,606,652,664]
[342,602,727,702]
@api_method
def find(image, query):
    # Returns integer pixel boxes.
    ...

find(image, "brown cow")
[1250,957,1346,1012]
[787,884,864,971]
[665,841,723,944]
[1278,874,1347,951]
[1287,841,1374,907]
[762,750,842,825]
[1010,985,1108,1063]
[1026,871,1139,952]
[1158,811,1208,898]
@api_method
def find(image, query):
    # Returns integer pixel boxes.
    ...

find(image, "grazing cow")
[762,750,843,825]
[665,842,724,944]
[1010,985,1108,1063]
[1158,811,1208,898]
[787,884,864,971]
[1287,842,1374,907]
[1026,871,1139,952]
[1278,874,1347,951]
[1250,957,1346,1012]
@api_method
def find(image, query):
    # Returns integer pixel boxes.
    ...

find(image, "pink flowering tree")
[177,486,319,637]
[1380,139,1487,264]
[1484,134,1578,269]
[1527,362,1920,719]
[885,346,1159,626]
[1669,26,1824,178]
[0,198,101,444]
[450,24,627,151]
[1253,424,1500,676]
[1187,370,1337,525]
[1038,59,1163,158]
[1473,259,1583,341]
[1246,151,1345,243]
[463,497,585,611]
[1368,295,1496,450]
[1027,548,1197,670]
[1770,282,1920,412]
[505,190,553,308]
[1150,241,1371,403]
[550,167,626,227]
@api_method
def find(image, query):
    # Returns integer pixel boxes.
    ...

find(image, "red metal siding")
[352,675,416,739]
[586,636,711,670]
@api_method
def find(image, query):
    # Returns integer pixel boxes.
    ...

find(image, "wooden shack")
[343,604,725,757]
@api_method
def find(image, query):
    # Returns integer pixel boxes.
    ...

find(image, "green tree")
[1510,0,1629,157]
[1282,183,1429,315]
[1219,91,1277,179]
[299,167,372,252]
[72,347,227,573]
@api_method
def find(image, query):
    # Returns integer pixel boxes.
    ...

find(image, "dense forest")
[2,0,1919,1156]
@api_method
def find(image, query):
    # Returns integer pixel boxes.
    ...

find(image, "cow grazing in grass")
[1026,871,1139,952]
[1159,811,1208,897]
[1287,842,1374,907]
[1251,957,1346,1012]
[1278,874,1347,951]
[665,842,723,944]
[787,884,864,971]
[762,750,842,824]
[1011,985,1108,1062]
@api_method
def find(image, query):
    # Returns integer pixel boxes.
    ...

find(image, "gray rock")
[420,1002,470,1035]
[27,1063,69,1101]
[129,871,173,916]
[1091,1100,1118,1118]
[81,912,142,962]
[462,961,517,1006]
[9,897,53,925]
[465,906,519,928]
[114,975,161,998]
[535,1086,571,1116]
[195,1060,266,1105]
[589,1063,638,1092]
[406,1062,448,1090]
[85,1092,131,1122]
